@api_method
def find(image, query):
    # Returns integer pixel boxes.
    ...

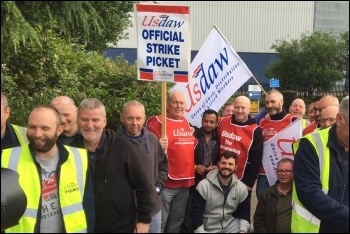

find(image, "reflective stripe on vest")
[60,146,88,233]
[11,124,29,145]
[291,128,330,233]
[1,145,88,233]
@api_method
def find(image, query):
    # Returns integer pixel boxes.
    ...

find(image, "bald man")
[303,95,339,135]
[147,90,198,233]
[51,96,80,144]
[320,105,339,130]
[289,98,309,128]
[218,95,263,223]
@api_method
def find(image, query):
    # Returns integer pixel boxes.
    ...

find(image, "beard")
[202,127,214,134]
[219,168,235,178]
[27,134,58,153]
[267,106,281,116]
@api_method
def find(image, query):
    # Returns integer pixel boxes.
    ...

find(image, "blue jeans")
[161,187,189,233]
[256,174,270,198]
[149,210,161,233]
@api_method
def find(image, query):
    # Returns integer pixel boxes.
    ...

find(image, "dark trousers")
[180,185,195,233]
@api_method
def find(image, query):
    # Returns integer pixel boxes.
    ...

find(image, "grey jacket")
[117,126,168,216]
[191,169,250,233]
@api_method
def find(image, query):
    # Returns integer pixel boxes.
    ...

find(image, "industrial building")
[105,1,349,89]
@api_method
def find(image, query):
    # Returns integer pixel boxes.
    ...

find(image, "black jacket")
[193,127,220,186]
[70,129,152,233]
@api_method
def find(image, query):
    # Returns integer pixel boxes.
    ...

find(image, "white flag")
[170,26,253,127]
[262,118,303,186]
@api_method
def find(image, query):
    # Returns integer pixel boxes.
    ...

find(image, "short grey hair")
[121,100,145,115]
[78,98,106,117]
[267,89,284,100]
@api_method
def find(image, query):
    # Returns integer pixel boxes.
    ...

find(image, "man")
[218,95,263,220]
[1,91,28,152]
[193,109,220,185]
[218,101,234,123]
[291,95,349,233]
[191,151,250,233]
[182,109,220,233]
[307,101,315,123]
[221,101,234,117]
[146,90,198,233]
[70,98,152,233]
[253,158,294,233]
[117,100,168,233]
[257,90,296,197]
[303,95,339,135]
[51,95,80,144]
[289,98,309,128]
[1,105,94,233]
[319,105,339,130]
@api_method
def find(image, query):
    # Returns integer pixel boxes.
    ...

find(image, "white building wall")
[116,1,315,53]
[314,1,349,33]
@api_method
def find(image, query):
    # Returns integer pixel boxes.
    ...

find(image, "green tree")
[1,28,162,130]
[1,1,135,59]
[264,31,348,97]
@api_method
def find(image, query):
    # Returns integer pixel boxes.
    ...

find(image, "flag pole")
[161,82,167,138]
[252,75,267,95]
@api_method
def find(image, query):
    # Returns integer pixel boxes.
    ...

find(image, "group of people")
[1,89,348,233]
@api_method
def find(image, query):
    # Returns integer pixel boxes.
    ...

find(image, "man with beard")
[1,105,94,233]
[181,109,220,233]
[191,151,250,233]
[218,96,263,224]
[50,96,80,145]
[256,90,296,197]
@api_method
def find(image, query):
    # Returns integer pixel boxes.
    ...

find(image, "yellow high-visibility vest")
[1,145,88,233]
[11,124,29,145]
[291,128,331,233]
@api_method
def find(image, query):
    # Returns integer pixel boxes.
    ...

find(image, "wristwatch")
[155,186,161,194]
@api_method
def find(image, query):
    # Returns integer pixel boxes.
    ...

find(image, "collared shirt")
[88,132,106,165]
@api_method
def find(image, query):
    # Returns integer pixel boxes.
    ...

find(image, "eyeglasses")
[320,117,336,124]
[277,170,293,175]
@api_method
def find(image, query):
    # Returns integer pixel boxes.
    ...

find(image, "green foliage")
[264,31,349,96]
[1,29,162,130]
[84,1,135,51]
[1,1,134,58]
[1,1,41,56]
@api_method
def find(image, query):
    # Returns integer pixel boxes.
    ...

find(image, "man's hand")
[195,165,207,175]
[159,137,168,154]
[205,165,217,172]
[134,223,150,233]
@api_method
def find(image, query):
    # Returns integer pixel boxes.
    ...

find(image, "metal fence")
[235,82,349,98]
